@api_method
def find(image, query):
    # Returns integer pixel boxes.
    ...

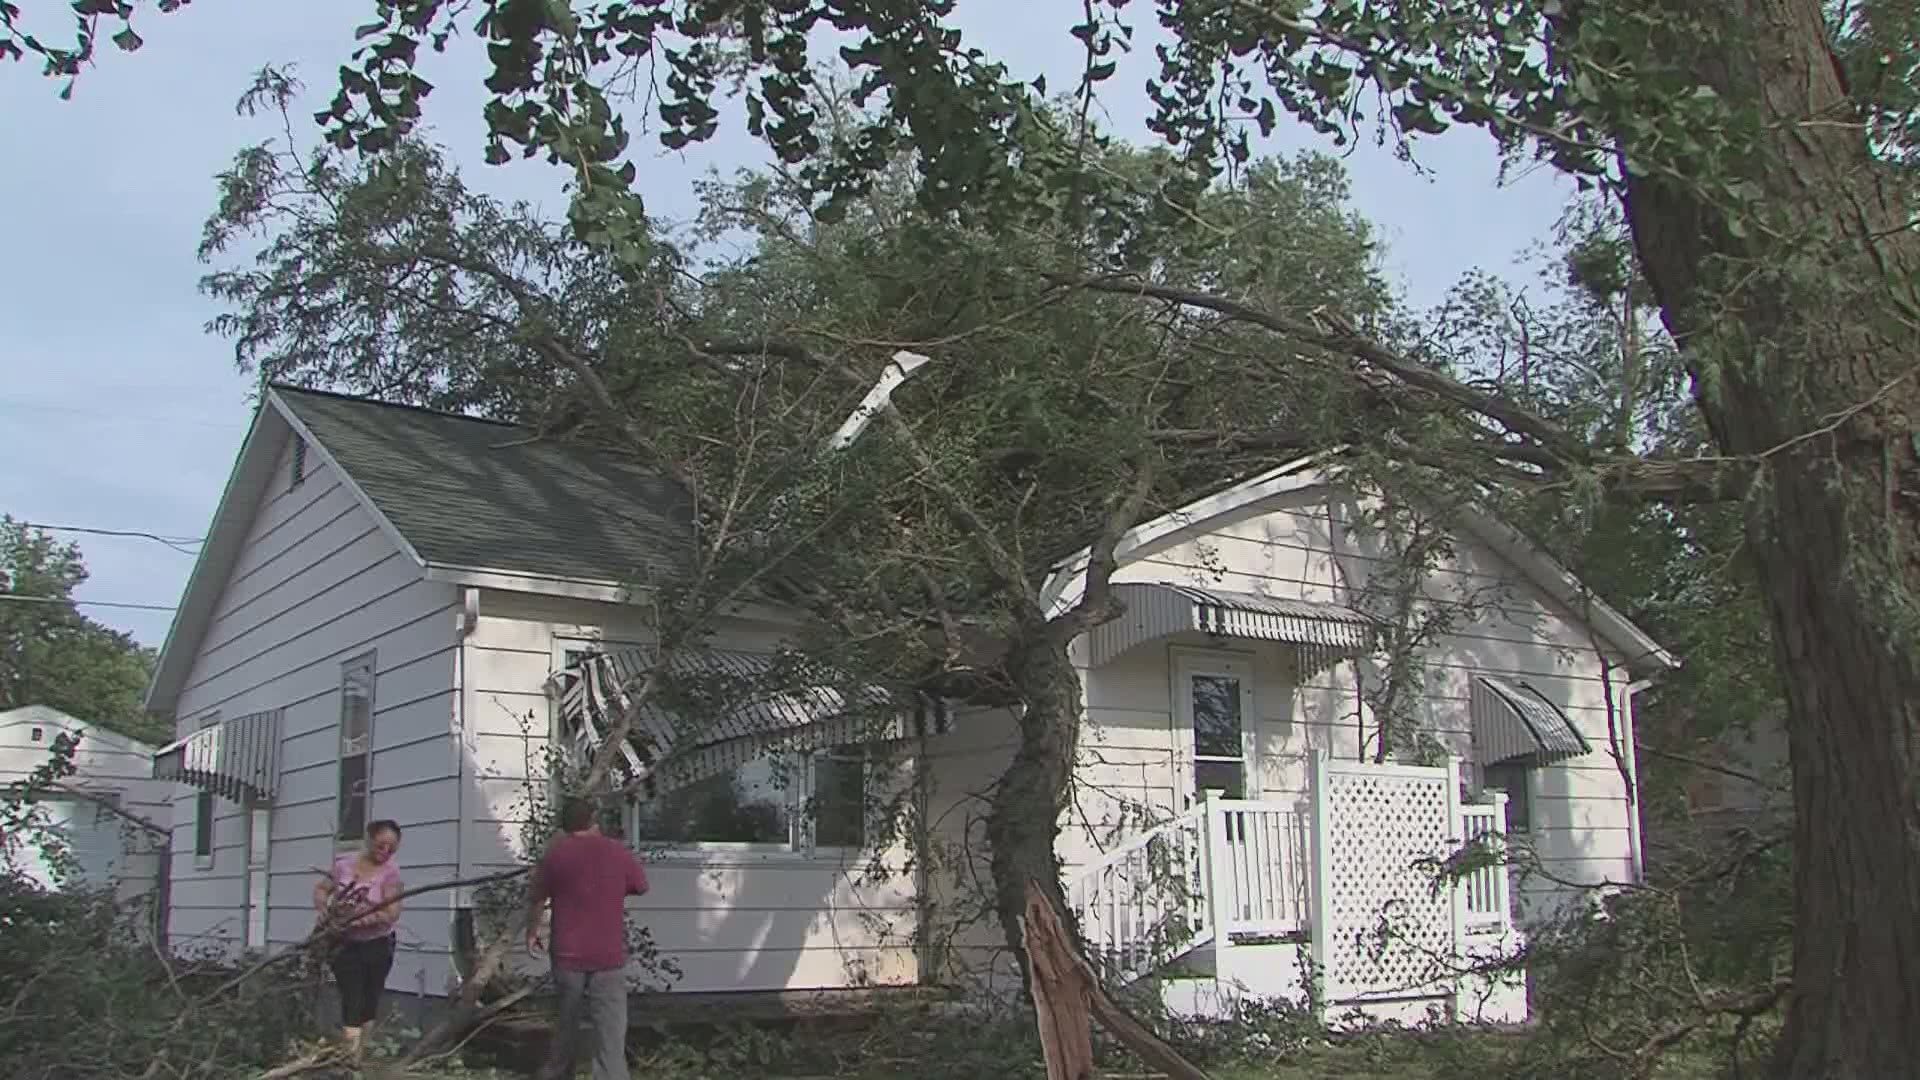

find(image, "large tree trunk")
[1615,1,1920,1075]
[985,630,1084,977]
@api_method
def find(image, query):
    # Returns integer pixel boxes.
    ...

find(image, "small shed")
[0,705,172,904]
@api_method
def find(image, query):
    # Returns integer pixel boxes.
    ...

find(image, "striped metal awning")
[1470,675,1591,766]
[152,708,284,803]
[547,647,951,795]
[1085,583,1377,668]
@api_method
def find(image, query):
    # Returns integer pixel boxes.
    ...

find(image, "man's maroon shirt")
[531,831,650,972]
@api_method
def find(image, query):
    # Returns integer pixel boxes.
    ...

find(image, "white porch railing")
[1064,756,1514,995]
[1454,792,1512,937]
[1065,802,1208,984]
[1065,795,1311,984]
[1210,796,1311,936]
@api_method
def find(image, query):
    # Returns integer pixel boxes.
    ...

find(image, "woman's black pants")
[330,933,396,1027]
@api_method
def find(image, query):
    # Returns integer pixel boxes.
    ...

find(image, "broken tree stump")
[1020,881,1213,1080]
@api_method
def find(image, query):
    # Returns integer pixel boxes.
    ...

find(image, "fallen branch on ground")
[191,866,531,1009]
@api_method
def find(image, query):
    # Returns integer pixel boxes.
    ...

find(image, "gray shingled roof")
[274,386,694,586]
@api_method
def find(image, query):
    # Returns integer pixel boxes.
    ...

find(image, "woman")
[313,819,405,1057]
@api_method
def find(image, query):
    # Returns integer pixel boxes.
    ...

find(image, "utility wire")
[0,593,178,613]
[0,396,244,432]
[18,522,204,556]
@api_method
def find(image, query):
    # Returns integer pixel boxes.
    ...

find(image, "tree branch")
[1058,274,1587,459]
[197,865,530,1005]
[1068,275,1756,504]
[47,783,168,837]
[1637,743,1786,791]
[1047,454,1156,645]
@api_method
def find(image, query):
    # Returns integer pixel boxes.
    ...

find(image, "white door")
[244,805,270,950]
[1173,652,1258,807]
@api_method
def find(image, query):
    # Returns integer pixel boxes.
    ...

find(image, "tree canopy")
[15,0,1920,1074]
[0,518,161,744]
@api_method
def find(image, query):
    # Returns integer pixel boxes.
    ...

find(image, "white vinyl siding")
[1094,482,1640,920]
[922,478,1644,992]
[458,591,917,994]
[164,434,458,994]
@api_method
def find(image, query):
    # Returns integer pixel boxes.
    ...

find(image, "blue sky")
[1,3,1574,650]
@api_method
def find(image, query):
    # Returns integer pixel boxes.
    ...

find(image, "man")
[526,798,650,1080]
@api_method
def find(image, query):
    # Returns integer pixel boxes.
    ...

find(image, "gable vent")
[290,436,307,489]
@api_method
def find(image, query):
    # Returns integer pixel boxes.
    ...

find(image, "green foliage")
[195,72,1398,624]
[1430,203,1785,817]
[21,0,1920,1071]
[193,73,1426,960]
[26,0,1917,258]
[0,517,160,743]
[0,875,317,1080]
[1496,830,1791,1079]
[469,709,681,998]
[0,746,321,1079]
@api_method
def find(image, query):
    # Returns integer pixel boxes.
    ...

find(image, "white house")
[1,705,171,906]
[144,387,1674,1021]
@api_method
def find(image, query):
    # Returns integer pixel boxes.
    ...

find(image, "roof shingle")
[274,386,693,586]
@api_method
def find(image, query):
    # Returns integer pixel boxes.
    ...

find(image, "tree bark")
[1021,880,1215,1080]
[986,630,1084,977]
[1023,882,1099,1080]
[1613,2,1920,1075]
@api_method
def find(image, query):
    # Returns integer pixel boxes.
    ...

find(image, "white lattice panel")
[1320,763,1455,1001]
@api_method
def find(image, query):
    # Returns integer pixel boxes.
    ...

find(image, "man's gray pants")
[539,966,627,1080]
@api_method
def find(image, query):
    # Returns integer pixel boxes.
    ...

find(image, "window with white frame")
[192,711,219,867]
[193,791,215,862]
[1176,652,1255,801]
[559,642,867,853]
[631,748,865,852]
[336,653,376,842]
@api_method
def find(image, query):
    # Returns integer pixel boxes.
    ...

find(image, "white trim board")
[1040,460,1677,680]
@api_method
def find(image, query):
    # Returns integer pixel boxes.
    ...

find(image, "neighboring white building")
[0,705,171,904]
[144,387,1674,1020]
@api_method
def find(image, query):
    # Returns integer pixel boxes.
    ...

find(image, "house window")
[557,641,870,855]
[1483,761,1532,833]
[631,750,866,853]
[336,653,376,842]
[193,791,216,861]
[192,711,219,868]
[1177,653,1254,801]
[808,749,867,849]
[557,643,641,787]
[290,437,307,489]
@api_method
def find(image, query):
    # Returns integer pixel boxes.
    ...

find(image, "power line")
[0,396,244,432]
[19,522,204,555]
[0,593,178,613]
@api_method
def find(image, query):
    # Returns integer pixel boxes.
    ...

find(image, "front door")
[244,804,270,950]
[1173,651,1257,808]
